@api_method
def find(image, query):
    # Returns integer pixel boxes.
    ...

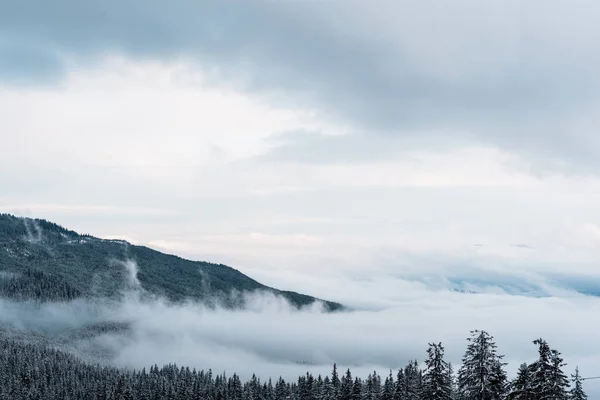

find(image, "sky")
[3,0,600,393]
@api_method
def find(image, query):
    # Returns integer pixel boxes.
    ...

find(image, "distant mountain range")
[0,214,342,311]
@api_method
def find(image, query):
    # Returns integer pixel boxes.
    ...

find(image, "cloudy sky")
[3,0,600,390]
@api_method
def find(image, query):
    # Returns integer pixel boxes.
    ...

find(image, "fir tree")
[488,359,508,400]
[528,339,568,400]
[331,364,340,399]
[446,363,457,400]
[507,363,533,400]
[382,371,394,400]
[547,349,569,400]
[322,376,335,400]
[352,377,363,400]
[340,369,353,400]
[421,343,452,400]
[530,339,553,398]
[275,377,289,400]
[457,330,507,400]
[394,369,406,400]
[404,361,421,400]
[569,367,587,400]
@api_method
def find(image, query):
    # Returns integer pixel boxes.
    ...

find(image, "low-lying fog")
[2,259,600,396]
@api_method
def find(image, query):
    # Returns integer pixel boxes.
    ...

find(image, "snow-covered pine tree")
[275,377,289,400]
[340,369,353,400]
[488,358,508,399]
[569,367,588,400]
[507,363,533,400]
[405,361,421,400]
[394,368,406,400]
[315,375,323,400]
[352,377,363,400]
[322,376,335,400]
[457,330,507,400]
[371,371,382,400]
[332,364,341,398]
[529,339,553,399]
[421,343,452,400]
[382,371,394,400]
[548,349,569,400]
[447,362,457,400]
[365,373,375,400]
[527,338,569,400]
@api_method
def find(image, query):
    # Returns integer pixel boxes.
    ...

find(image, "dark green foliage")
[0,214,343,310]
[0,268,81,301]
[404,361,421,400]
[0,329,586,400]
[382,371,394,400]
[528,339,569,400]
[507,363,533,400]
[421,343,452,400]
[508,339,570,400]
[457,330,507,400]
[393,368,405,400]
[0,334,423,400]
[570,367,588,400]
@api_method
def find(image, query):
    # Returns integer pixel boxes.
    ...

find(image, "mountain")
[0,214,342,311]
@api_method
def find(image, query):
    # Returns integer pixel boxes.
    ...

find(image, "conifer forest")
[0,330,588,400]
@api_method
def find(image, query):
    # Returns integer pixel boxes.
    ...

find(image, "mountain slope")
[0,214,342,311]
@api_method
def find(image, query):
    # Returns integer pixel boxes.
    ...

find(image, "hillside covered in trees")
[0,215,592,400]
[0,214,342,311]
[0,330,587,400]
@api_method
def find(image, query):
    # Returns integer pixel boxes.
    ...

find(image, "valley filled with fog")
[2,253,600,396]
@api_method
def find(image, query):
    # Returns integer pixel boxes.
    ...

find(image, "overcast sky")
[3,0,600,389]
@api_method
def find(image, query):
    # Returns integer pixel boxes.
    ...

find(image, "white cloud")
[0,203,177,216]
[0,57,333,174]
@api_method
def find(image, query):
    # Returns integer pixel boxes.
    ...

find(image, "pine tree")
[340,369,353,400]
[446,363,457,400]
[266,378,275,400]
[382,371,394,400]
[488,359,508,400]
[529,339,553,398]
[394,369,406,400]
[404,362,421,400]
[569,367,588,400]
[322,376,335,400]
[275,377,288,400]
[307,373,315,400]
[457,330,507,400]
[315,375,323,400]
[528,339,568,400]
[548,349,569,400]
[507,363,533,400]
[421,343,452,400]
[364,373,373,400]
[352,378,363,400]
[331,364,341,400]
[365,371,381,400]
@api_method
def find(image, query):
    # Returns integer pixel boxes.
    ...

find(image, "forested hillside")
[0,330,587,400]
[0,215,591,400]
[0,214,342,311]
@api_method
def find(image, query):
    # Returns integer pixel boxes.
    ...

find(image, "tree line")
[0,330,588,400]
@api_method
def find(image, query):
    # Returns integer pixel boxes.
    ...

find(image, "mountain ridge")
[0,213,343,311]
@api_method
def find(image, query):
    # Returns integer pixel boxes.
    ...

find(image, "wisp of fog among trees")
[0,330,588,400]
